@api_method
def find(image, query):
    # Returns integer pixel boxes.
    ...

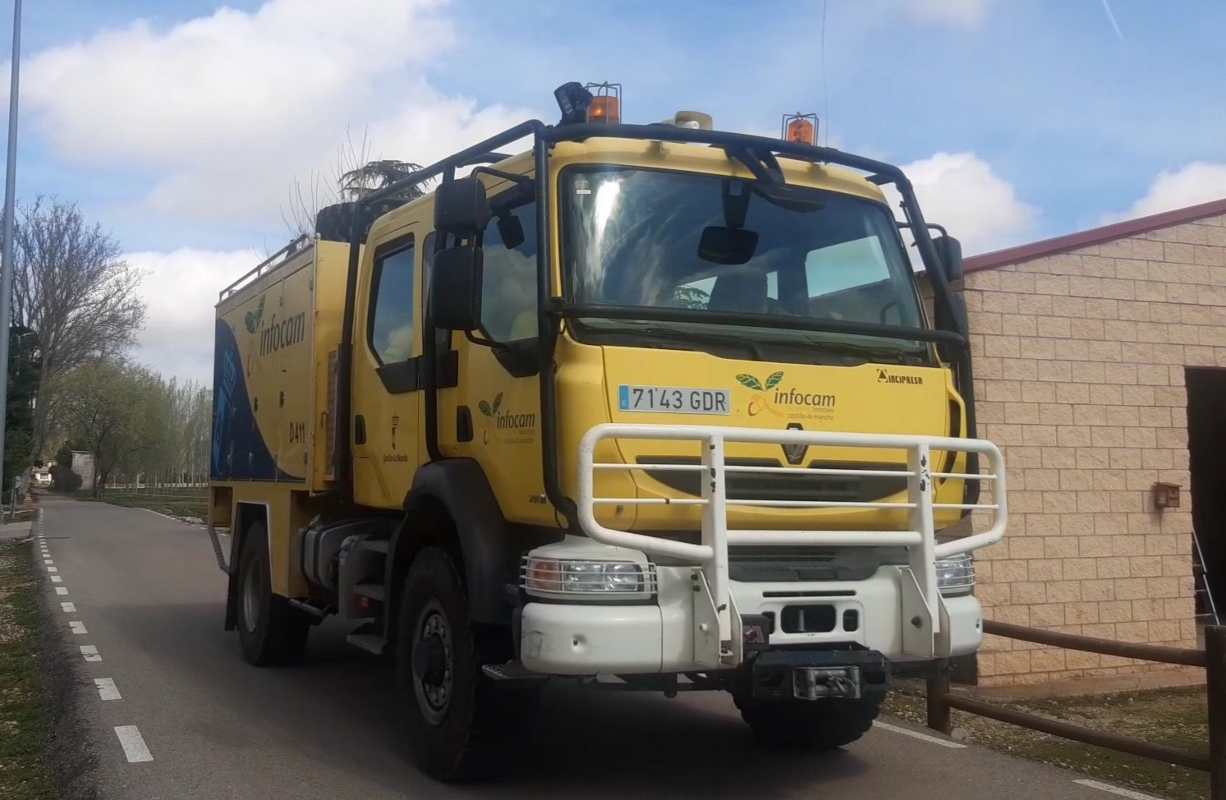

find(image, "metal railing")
[217,235,311,302]
[926,620,1225,799]
[577,423,1007,665]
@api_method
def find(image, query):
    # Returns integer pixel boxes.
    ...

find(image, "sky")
[4,0,1226,383]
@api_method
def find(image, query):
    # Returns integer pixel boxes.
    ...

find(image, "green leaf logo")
[478,400,493,417]
[765,371,784,389]
[736,373,763,390]
[244,295,265,334]
[492,392,503,414]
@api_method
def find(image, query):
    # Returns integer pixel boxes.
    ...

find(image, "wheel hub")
[412,605,454,724]
[241,560,261,634]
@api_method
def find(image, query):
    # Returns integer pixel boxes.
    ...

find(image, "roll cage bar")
[334,119,977,527]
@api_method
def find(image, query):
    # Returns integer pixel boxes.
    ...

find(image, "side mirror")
[434,177,491,236]
[430,245,483,331]
[936,292,969,355]
[698,226,759,265]
[932,234,963,283]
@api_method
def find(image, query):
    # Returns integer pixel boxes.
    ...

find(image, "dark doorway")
[1187,367,1226,624]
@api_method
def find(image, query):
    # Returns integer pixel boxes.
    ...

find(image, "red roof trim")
[963,197,1226,273]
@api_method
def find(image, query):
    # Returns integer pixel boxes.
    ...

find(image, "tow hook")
[793,666,862,701]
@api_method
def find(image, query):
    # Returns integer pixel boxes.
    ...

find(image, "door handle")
[354,414,367,445]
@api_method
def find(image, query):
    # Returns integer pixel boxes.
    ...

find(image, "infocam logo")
[736,371,836,418]
[478,392,536,430]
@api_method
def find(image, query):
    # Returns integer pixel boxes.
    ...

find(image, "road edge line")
[873,720,967,749]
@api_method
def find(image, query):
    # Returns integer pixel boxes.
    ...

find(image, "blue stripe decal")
[618,385,629,410]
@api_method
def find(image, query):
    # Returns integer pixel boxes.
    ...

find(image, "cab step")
[346,622,386,655]
[358,538,389,555]
[352,582,386,602]
[482,660,549,684]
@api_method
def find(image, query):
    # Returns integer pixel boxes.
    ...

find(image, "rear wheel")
[735,695,880,750]
[396,546,536,782]
[235,522,310,665]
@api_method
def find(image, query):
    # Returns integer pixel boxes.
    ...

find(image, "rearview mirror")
[936,292,969,350]
[698,226,759,265]
[430,245,483,331]
[932,234,963,283]
[496,213,525,250]
[434,177,491,236]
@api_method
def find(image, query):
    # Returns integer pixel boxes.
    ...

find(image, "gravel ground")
[886,683,1210,800]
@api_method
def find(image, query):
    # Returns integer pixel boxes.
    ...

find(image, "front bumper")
[519,561,982,675]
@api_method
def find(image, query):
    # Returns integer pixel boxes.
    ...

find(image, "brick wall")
[947,213,1226,686]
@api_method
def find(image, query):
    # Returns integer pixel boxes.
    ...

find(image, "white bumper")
[520,562,983,675]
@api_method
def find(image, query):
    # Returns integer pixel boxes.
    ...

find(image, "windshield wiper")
[555,302,965,349]
[578,319,764,360]
[797,338,928,366]
[614,324,766,361]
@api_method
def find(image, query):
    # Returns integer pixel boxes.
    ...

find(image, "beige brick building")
[932,198,1226,688]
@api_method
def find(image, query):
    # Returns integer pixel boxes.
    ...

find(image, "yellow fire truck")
[209,83,1006,780]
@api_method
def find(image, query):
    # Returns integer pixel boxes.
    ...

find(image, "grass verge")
[886,684,1209,800]
[0,537,57,800]
[71,487,207,522]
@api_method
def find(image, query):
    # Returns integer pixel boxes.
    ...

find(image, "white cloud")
[16,0,535,227]
[1105,162,1226,222]
[14,0,542,387]
[128,248,261,384]
[888,151,1036,257]
[904,0,991,27]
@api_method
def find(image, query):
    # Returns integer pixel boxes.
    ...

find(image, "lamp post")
[0,0,21,494]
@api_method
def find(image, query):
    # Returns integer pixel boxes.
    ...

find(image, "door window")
[368,239,415,363]
[479,202,538,342]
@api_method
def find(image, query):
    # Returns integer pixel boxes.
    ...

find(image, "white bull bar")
[576,424,1007,665]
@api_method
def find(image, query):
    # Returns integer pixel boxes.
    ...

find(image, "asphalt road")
[37,494,1133,800]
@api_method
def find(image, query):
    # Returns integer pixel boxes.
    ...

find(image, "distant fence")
[926,620,1224,799]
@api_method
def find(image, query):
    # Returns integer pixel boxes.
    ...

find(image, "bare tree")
[282,128,430,237]
[11,198,146,458]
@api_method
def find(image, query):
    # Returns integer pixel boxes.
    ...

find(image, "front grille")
[728,546,894,582]
[637,456,908,503]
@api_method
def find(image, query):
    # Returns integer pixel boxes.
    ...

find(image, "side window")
[480,202,538,341]
[368,239,415,363]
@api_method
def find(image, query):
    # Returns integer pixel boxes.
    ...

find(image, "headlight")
[521,557,654,598]
[936,553,975,597]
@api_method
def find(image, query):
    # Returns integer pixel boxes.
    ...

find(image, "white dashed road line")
[55,587,69,595]
[95,678,122,701]
[80,645,102,662]
[47,566,57,572]
[69,621,88,635]
[114,726,154,763]
[872,720,967,749]
[60,601,76,613]
[1073,779,1165,800]
[50,575,63,583]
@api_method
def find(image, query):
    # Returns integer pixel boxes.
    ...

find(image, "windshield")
[560,166,929,362]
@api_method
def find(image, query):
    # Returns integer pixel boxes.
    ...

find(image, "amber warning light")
[782,112,818,145]
[586,82,621,124]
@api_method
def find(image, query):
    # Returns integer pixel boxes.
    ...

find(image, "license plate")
[618,385,731,415]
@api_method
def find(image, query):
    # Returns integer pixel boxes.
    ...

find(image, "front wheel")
[735,695,881,750]
[396,547,536,782]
